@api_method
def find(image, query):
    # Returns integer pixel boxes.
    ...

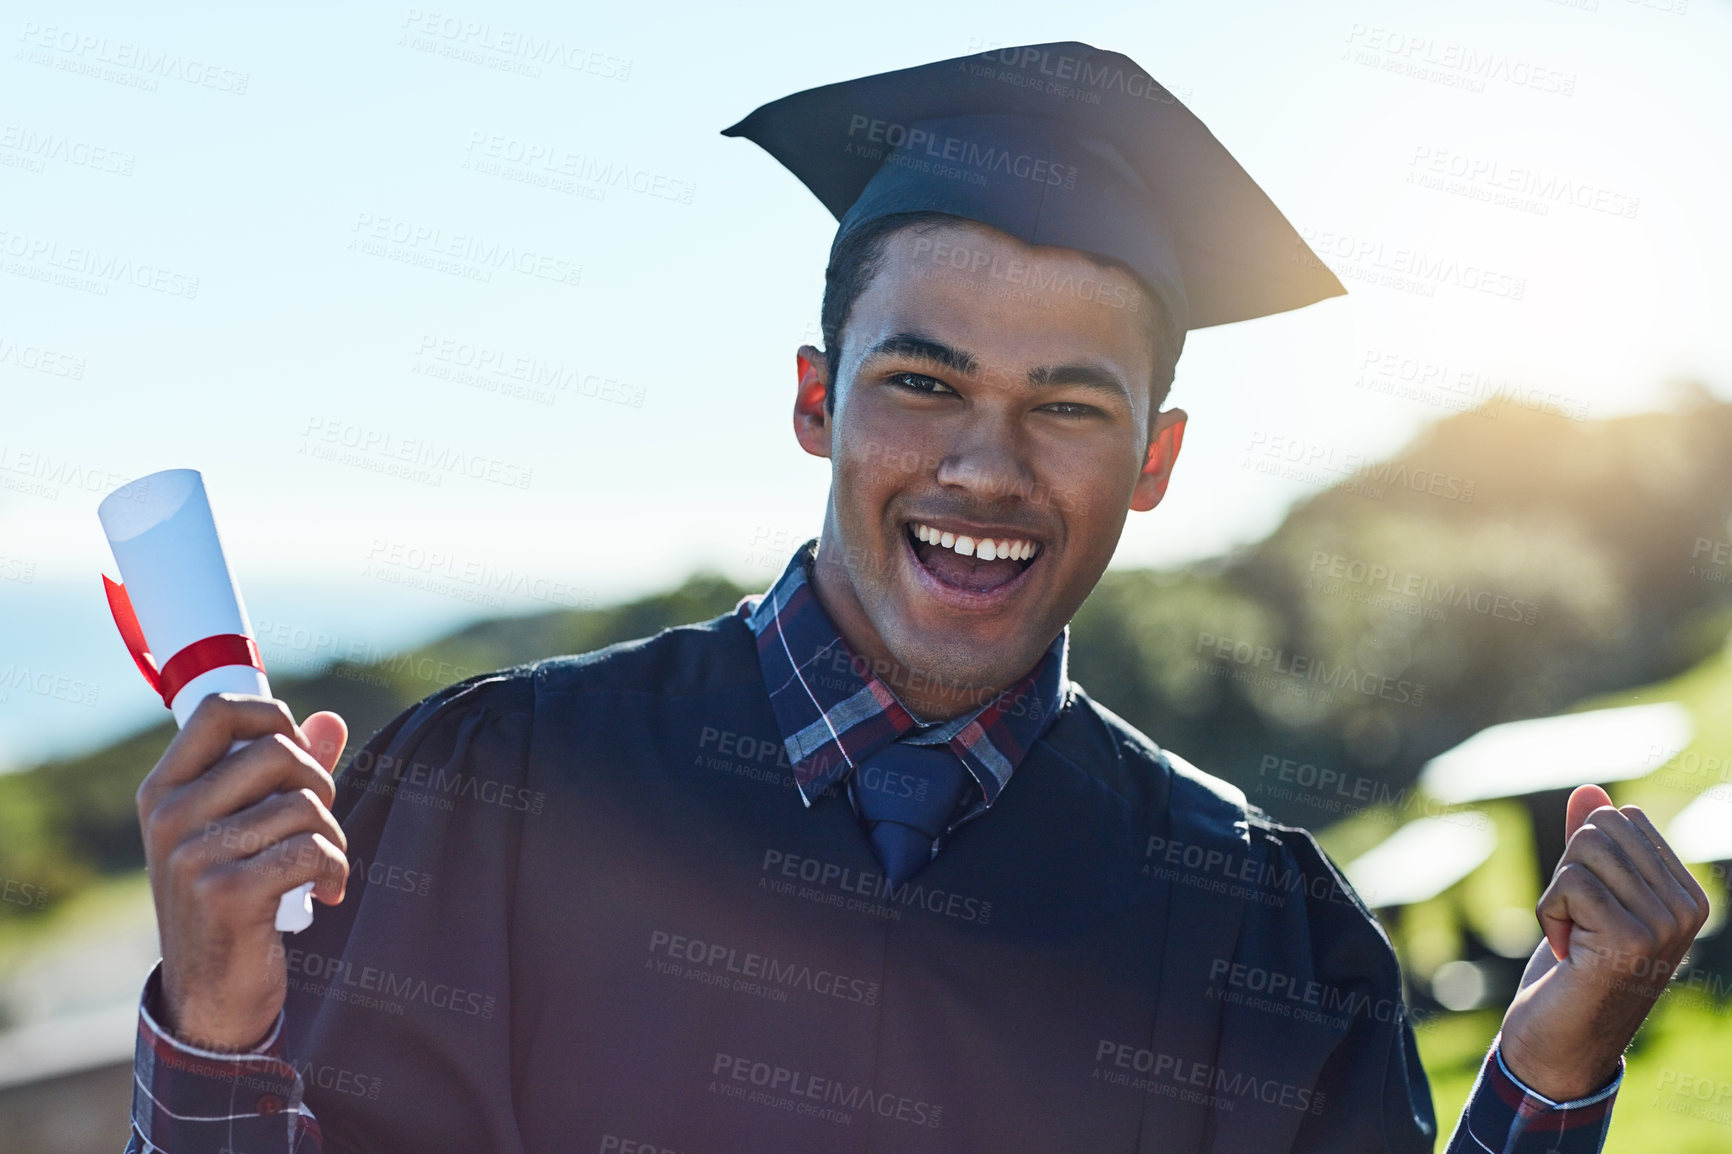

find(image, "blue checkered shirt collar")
[737,540,1069,811]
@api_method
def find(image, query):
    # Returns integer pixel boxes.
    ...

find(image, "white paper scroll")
[98,469,315,933]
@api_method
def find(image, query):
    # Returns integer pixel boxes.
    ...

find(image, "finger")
[1561,815,1677,938]
[148,735,335,854]
[1620,805,1711,929]
[189,785,349,868]
[143,696,308,803]
[1537,861,1633,963]
[1583,806,1693,929]
[1564,783,1614,842]
[202,832,350,915]
[301,711,349,774]
[287,832,352,905]
[1538,862,1599,961]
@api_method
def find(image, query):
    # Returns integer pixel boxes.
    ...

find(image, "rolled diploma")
[97,468,315,933]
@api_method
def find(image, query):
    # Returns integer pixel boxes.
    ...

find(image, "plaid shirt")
[128,964,320,1153]
[738,539,1068,848]
[1443,1032,1622,1153]
[126,542,1620,1153]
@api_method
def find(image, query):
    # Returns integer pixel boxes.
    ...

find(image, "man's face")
[794,219,1186,714]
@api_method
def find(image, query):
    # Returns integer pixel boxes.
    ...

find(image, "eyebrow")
[1027,363,1133,405]
[863,331,1133,407]
[861,333,980,377]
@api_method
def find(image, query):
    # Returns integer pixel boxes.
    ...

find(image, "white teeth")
[912,523,1040,564]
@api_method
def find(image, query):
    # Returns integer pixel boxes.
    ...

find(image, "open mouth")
[905,521,1042,595]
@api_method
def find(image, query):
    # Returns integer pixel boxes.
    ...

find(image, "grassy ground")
[0,872,156,1030]
[1419,994,1732,1151]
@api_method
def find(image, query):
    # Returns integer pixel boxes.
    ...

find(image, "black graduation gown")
[280,612,1438,1153]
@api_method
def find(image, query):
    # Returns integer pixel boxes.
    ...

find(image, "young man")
[127,44,1706,1153]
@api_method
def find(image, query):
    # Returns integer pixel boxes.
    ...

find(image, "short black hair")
[818,211,1185,432]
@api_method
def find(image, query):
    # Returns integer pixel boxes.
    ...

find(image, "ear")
[1129,407,1187,512]
[794,344,832,460]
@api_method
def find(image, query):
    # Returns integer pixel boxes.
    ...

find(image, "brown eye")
[890,372,956,395]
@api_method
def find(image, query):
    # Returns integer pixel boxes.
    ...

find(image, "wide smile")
[901,519,1044,609]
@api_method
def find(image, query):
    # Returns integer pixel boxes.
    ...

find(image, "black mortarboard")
[722,42,1344,332]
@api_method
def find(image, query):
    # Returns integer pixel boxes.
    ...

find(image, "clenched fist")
[1500,783,1711,1100]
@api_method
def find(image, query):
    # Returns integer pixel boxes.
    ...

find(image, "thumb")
[1541,784,1614,963]
[1565,783,1613,842]
[301,710,350,774]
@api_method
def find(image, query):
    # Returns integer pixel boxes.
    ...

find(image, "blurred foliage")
[1069,393,1732,831]
[7,395,1732,934]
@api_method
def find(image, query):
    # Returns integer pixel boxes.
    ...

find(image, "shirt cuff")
[131,961,322,1153]
[1451,1031,1621,1153]
[1493,1036,1624,1109]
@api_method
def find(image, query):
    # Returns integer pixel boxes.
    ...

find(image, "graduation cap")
[721,41,1344,332]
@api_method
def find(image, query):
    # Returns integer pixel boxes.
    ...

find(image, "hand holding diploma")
[100,469,352,1051]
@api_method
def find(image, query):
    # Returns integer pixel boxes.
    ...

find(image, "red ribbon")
[102,575,267,708]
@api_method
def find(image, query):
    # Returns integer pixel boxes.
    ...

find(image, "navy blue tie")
[853,743,969,888]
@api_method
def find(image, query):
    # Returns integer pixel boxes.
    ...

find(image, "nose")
[933,411,1036,507]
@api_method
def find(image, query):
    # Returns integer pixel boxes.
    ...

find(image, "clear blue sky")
[3,0,1729,768]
